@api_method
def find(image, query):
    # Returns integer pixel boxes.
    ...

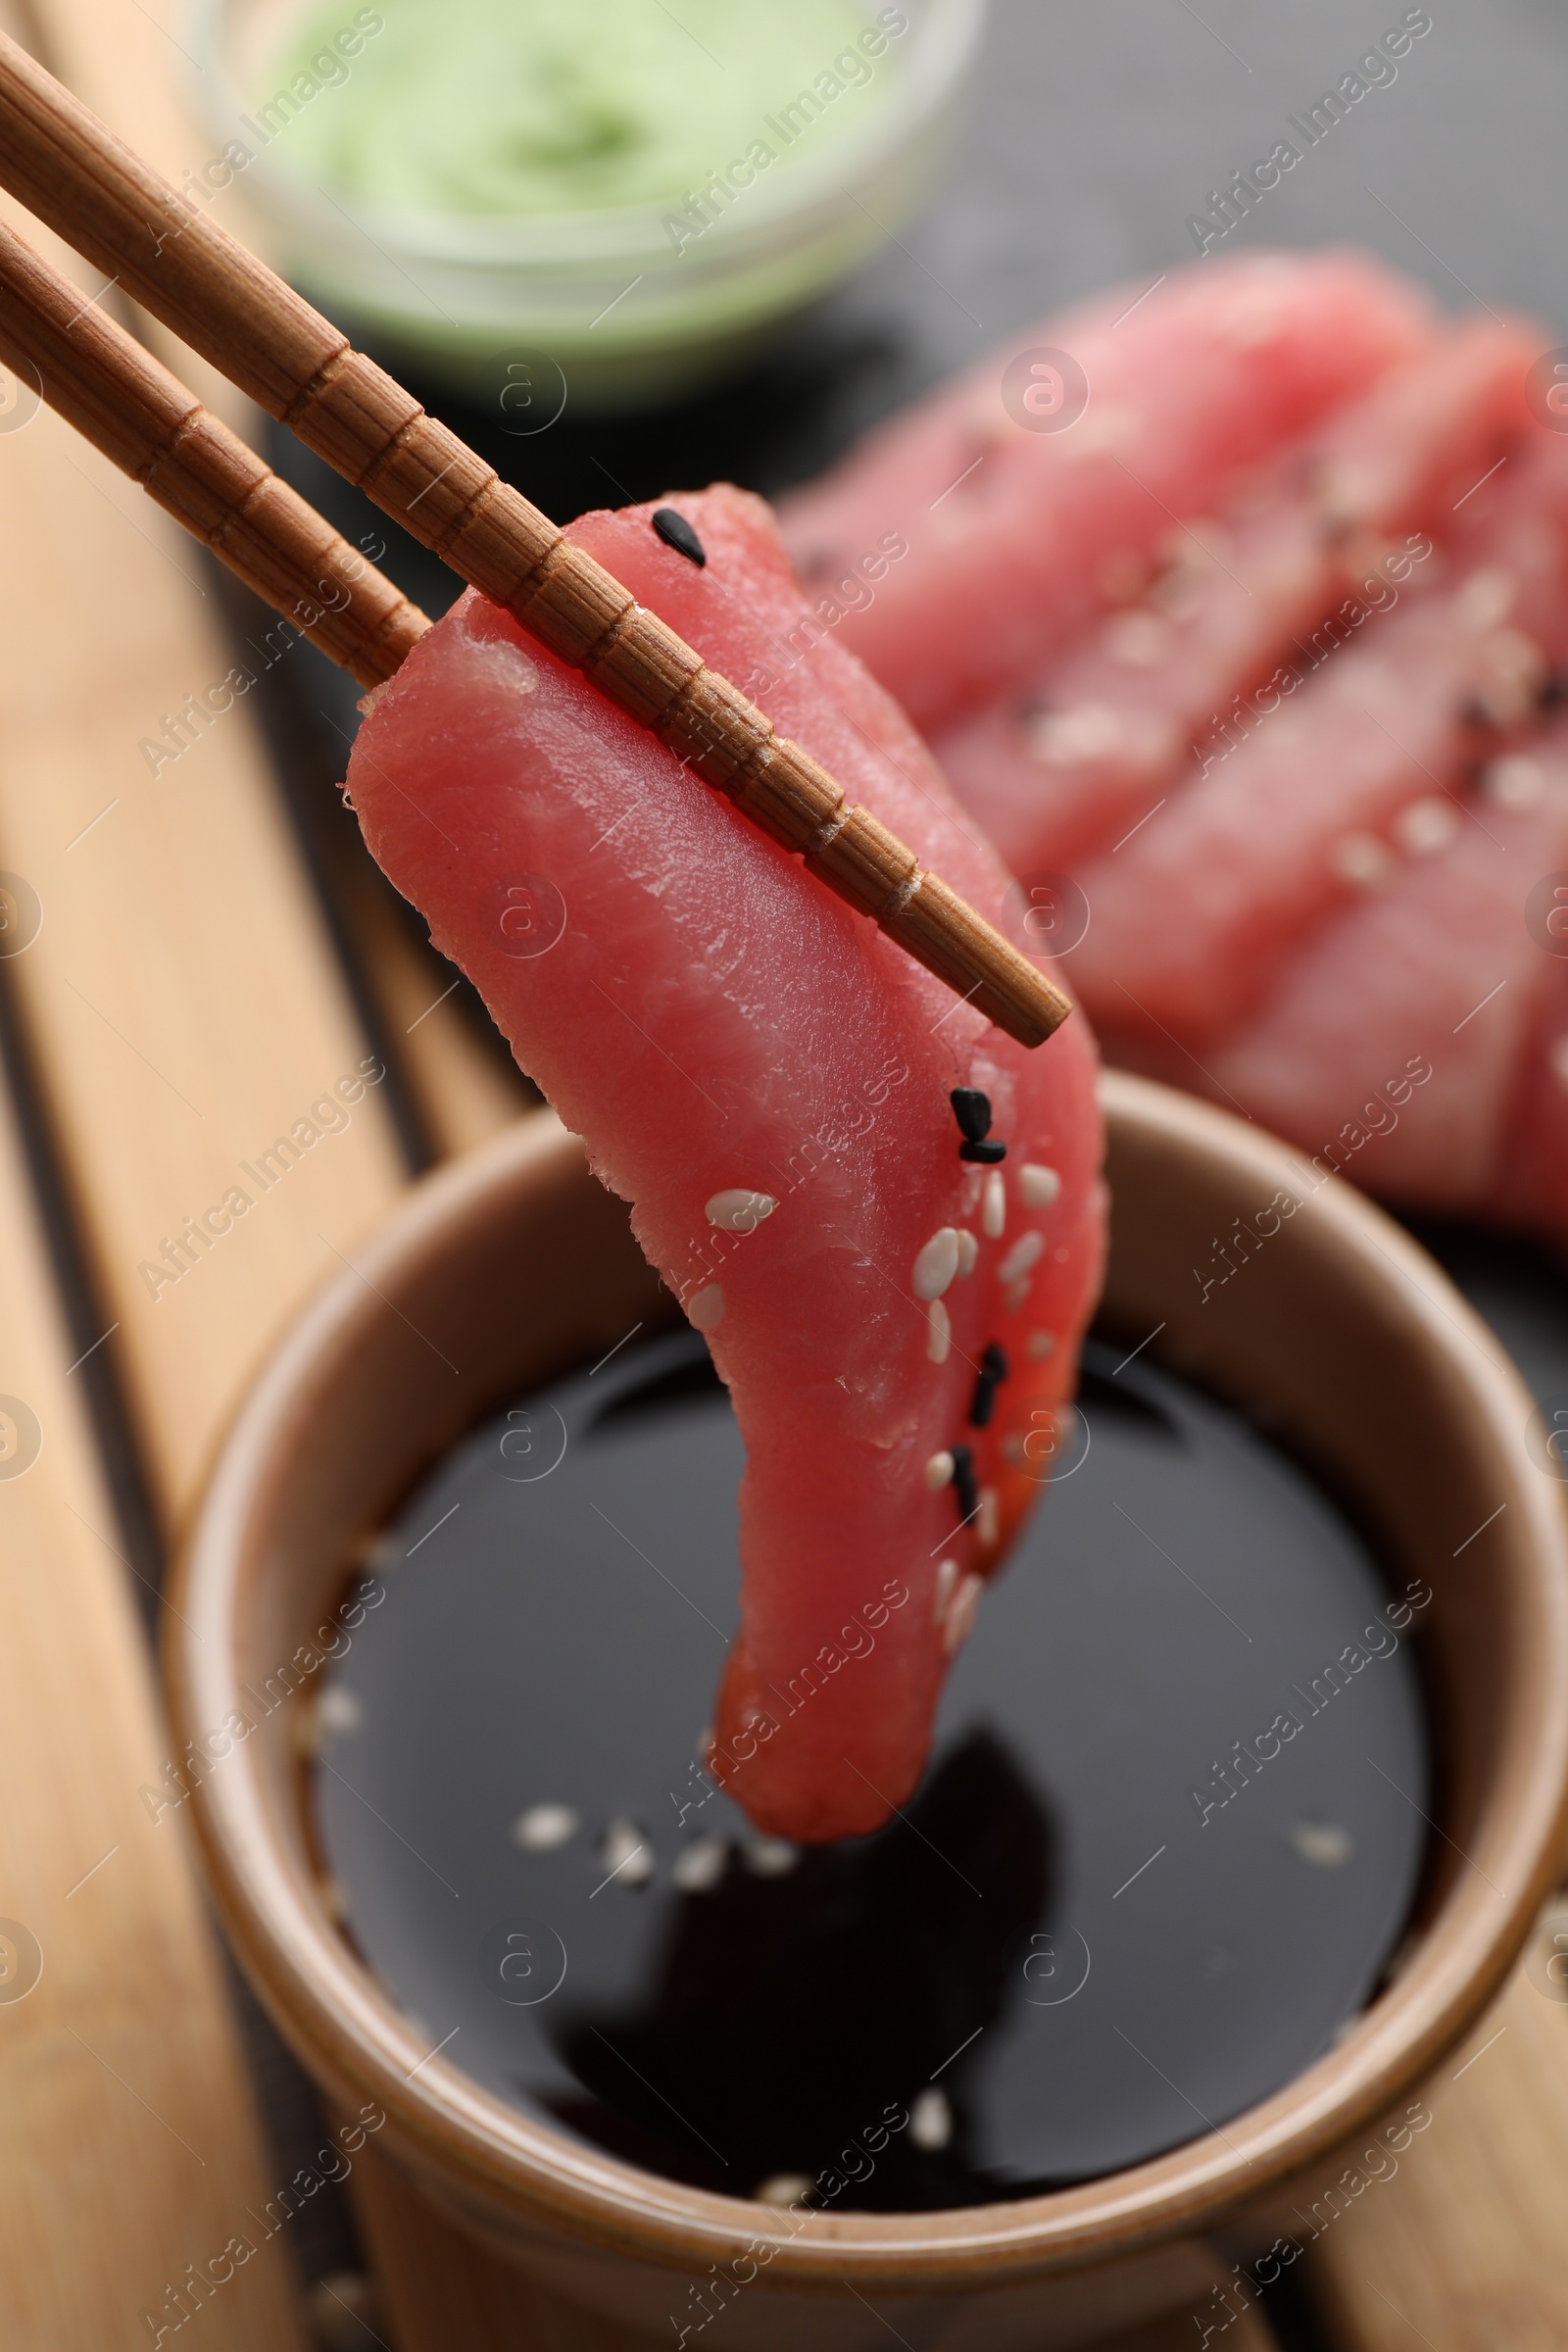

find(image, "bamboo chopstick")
[0,33,1071,1049]
[0,216,427,687]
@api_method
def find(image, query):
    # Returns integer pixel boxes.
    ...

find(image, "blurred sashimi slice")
[1485,795,1568,1244]
[934,317,1538,873]
[779,251,1434,733]
[1066,437,1568,1042]
[346,485,1104,1844]
[1185,740,1568,1225]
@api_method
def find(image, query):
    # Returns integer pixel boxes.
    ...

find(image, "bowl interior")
[170,1072,1568,2285]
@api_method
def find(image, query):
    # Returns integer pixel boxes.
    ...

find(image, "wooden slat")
[0,383,409,1522]
[1305,1911,1568,2351]
[0,11,525,2344]
[0,68,406,2351]
[8,0,259,431]
[0,1054,303,2347]
[7,0,533,1176]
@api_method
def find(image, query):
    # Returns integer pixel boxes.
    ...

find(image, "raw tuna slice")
[934,318,1536,874]
[346,484,1105,1843]
[1068,439,1568,1042]
[1481,754,1568,1242]
[1492,976,1568,1243]
[779,250,1433,733]
[1192,742,1568,1218]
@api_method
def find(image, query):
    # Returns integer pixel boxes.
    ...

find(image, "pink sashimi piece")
[1482,776,1568,1245]
[933,317,1539,873]
[1066,440,1568,1042]
[778,250,1434,733]
[1187,748,1568,1218]
[1489,970,1568,1246]
[346,484,1105,1843]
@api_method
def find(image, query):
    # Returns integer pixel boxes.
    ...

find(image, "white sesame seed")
[982,1168,1006,1240]
[1330,831,1394,889]
[745,1838,799,1878]
[954,1229,979,1277]
[600,1820,654,1886]
[943,1575,982,1654]
[318,1686,364,1738]
[688,1284,724,1332]
[927,1299,952,1364]
[1004,1277,1033,1315]
[998,1231,1045,1286]
[705,1189,777,1233]
[1458,565,1516,631]
[514,1802,579,1852]
[672,1837,729,1892]
[1024,704,1123,765]
[1288,1822,1354,1868]
[909,2087,953,2150]
[1017,1163,1061,1208]
[1393,797,1457,858]
[755,2174,813,2207]
[977,1488,1000,1546]
[1482,754,1545,809]
[924,1448,956,1492]
[1026,1329,1057,1360]
[1551,1037,1568,1091]
[912,1227,961,1301]
[933,1558,958,1625]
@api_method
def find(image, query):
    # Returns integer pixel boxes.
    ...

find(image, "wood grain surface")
[0,1048,305,2347]
[1305,1908,1568,2351]
[0,215,428,684]
[0,390,408,1520]
[0,46,407,2344]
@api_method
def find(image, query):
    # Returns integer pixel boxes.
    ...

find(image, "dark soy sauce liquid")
[314,1332,1428,2208]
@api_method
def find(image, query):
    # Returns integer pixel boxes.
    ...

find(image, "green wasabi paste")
[265,0,909,219]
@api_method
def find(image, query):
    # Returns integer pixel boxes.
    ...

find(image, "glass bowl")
[187,0,987,408]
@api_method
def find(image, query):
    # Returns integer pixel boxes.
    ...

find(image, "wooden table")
[2,1,1568,2345]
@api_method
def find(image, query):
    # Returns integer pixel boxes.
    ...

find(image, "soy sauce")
[312,1331,1427,2207]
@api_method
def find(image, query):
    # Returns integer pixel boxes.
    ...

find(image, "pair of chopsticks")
[0,30,1071,1050]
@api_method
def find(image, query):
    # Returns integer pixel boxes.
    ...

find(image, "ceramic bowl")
[167,1072,1568,2348]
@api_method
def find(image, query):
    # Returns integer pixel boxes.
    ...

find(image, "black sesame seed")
[950,1443,978,1523]
[959,1138,1007,1164]
[652,508,707,567]
[969,1342,1009,1429]
[950,1087,992,1143]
